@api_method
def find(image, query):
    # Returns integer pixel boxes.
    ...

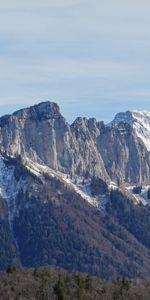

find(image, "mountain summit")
[13,101,62,120]
[111,110,150,151]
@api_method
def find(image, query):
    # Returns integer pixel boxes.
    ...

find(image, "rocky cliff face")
[98,122,150,184]
[103,110,150,184]
[1,102,150,185]
[0,102,109,181]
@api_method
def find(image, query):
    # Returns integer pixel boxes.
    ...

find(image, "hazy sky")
[0,0,150,122]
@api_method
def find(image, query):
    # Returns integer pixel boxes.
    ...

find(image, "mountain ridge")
[1,101,150,184]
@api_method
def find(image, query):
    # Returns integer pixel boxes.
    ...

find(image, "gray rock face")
[98,123,150,184]
[0,102,109,181]
[1,101,150,184]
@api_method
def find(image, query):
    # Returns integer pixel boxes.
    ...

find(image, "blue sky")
[0,0,150,123]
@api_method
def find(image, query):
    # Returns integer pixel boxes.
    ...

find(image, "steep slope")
[0,156,150,279]
[0,194,18,269]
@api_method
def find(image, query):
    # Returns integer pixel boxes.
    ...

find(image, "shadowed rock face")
[0,101,150,184]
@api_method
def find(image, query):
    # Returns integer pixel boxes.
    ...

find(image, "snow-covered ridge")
[19,157,150,208]
[0,153,149,220]
[0,154,106,212]
[110,110,150,151]
[24,157,100,208]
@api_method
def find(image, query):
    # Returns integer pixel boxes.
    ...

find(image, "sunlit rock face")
[0,102,109,181]
[1,102,150,184]
[99,110,150,184]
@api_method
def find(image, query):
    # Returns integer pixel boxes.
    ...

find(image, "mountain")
[0,102,150,279]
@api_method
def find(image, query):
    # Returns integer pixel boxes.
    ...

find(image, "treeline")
[0,267,150,300]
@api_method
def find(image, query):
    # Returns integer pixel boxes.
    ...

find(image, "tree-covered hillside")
[0,267,150,300]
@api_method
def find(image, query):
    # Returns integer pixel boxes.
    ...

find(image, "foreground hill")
[0,267,150,300]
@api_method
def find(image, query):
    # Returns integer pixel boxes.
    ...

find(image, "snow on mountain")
[126,184,150,206]
[0,155,23,226]
[111,110,150,151]
[23,157,150,208]
[24,157,101,208]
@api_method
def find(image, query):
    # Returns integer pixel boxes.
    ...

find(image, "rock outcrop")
[0,102,109,181]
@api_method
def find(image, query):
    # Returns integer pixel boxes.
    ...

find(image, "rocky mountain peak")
[111,110,150,126]
[111,110,150,151]
[111,110,135,126]
[13,101,62,121]
[71,117,101,133]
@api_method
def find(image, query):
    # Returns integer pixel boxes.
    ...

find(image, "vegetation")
[132,186,142,194]
[147,187,150,199]
[11,173,150,279]
[91,176,109,196]
[106,189,150,249]
[1,158,150,279]
[0,267,150,300]
[0,196,18,270]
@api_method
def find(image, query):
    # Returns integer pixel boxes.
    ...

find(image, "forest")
[0,266,150,300]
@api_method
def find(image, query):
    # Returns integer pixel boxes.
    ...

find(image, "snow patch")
[0,155,23,226]
[110,110,150,151]
[109,181,118,190]
[22,157,103,209]
[126,185,150,206]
